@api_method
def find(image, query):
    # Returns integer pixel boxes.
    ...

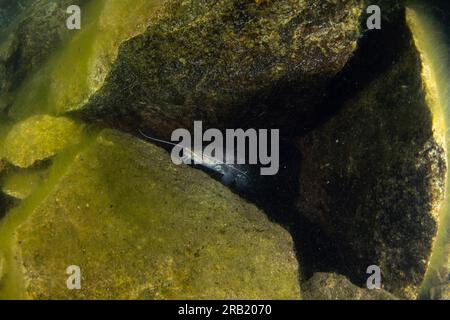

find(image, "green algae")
[2,115,83,168]
[8,0,163,120]
[2,167,50,200]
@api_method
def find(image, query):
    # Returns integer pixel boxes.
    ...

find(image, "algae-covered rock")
[302,273,397,300]
[296,12,447,299]
[2,115,82,168]
[82,0,363,138]
[2,167,49,199]
[12,129,300,299]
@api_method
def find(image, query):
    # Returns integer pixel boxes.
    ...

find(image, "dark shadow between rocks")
[318,8,412,131]
[221,7,421,287]
[232,134,349,281]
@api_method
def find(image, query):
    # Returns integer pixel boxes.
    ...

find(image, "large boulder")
[296,9,447,299]
[302,273,397,300]
[3,129,300,299]
[81,0,363,138]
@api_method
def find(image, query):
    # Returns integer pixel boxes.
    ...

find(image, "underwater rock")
[296,13,447,299]
[302,273,397,300]
[2,115,82,168]
[1,167,49,200]
[0,0,89,112]
[81,0,363,138]
[12,129,300,299]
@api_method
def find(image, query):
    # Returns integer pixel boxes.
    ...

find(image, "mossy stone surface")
[2,115,82,168]
[297,16,446,299]
[13,129,300,299]
[82,0,363,138]
[302,273,397,300]
[2,168,49,200]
